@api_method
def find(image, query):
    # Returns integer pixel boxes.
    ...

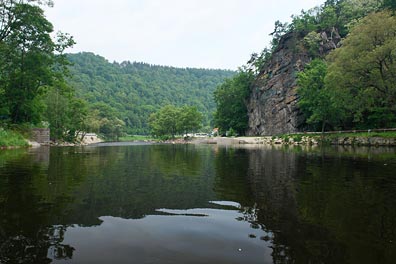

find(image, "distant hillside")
[66,52,235,134]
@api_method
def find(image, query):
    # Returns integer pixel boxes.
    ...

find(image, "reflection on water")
[54,207,272,264]
[0,144,395,263]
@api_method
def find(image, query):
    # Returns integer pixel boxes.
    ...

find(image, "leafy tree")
[178,106,203,135]
[0,1,75,128]
[213,70,254,135]
[1,3,54,123]
[297,59,340,132]
[44,87,70,140]
[149,105,180,138]
[89,102,125,140]
[148,105,203,138]
[325,11,396,128]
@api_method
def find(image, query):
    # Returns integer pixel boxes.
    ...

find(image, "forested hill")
[66,52,235,134]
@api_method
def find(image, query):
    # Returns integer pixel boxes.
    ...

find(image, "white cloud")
[45,0,325,69]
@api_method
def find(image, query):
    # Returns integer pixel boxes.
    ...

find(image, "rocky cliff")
[247,30,341,136]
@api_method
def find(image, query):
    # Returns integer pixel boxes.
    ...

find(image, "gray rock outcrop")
[247,30,341,136]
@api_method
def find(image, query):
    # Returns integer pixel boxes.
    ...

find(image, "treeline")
[66,52,235,135]
[0,1,124,142]
[0,0,86,141]
[214,0,396,134]
[0,1,235,142]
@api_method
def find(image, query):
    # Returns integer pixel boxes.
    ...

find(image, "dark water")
[0,144,395,264]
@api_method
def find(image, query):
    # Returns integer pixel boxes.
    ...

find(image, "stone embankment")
[28,133,103,147]
[194,136,396,147]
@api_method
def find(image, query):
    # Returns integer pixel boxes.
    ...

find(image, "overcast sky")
[45,0,324,70]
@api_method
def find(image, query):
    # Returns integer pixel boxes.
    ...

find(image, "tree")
[325,11,396,128]
[213,70,253,135]
[89,102,125,140]
[148,105,203,138]
[149,105,179,138]
[178,106,203,135]
[297,59,340,132]
[0,1,74,125]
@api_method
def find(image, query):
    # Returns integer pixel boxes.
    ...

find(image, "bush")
[0,129,28,147]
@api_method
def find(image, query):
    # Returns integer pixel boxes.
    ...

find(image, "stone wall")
[31,128,50,144]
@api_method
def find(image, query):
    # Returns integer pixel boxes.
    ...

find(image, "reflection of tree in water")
[244,146,396,264]
[296,151,396,264]
[244,146,348,264]
[213,146,254,205]
[0,149,75,263]
[66,144,216,220]
[0,226,73,264]
[0,145,219,263]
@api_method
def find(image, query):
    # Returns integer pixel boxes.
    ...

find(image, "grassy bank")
[118,135,157,142]
[323,131,396,139]
[0,129,29,148]
[272,130,396,146]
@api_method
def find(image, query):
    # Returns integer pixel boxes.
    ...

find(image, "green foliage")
[0,128,28,147]
[227,128,236,137]
[383,0,396,10]
[291,7,321,34]
[148,105,203,138]
[87,102,126,141]
[44,86,89,141]
[292,134,303,143]
[66,52,235,135]
[1,3,54,124]
[298,59,340,132]
[0,0,85,143]
[325,11,396,128]
[118,135,156,142]
[213,70,254,135]
[303,32,322,57]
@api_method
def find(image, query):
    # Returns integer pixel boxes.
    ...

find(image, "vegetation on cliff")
[214,0,396,135]
[297,6,396,131]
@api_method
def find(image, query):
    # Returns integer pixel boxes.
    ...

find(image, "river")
[0,144,395,263]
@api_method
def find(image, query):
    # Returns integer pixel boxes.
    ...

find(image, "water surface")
[0,144,395,263]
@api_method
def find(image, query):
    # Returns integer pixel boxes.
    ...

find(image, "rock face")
[247,30,341,136]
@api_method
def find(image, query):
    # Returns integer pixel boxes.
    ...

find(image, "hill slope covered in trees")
[66,52,235,134]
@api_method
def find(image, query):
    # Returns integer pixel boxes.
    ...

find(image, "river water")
[0,144,395,263]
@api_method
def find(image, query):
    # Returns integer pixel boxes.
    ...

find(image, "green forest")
[214,0,396,134]
[0,0,234,143]
[1,0,396,144]
[66,52,234,135]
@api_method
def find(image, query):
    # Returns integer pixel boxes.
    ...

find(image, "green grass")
[285,131,396,139]
[0,129,29,147]
[118,135,157,142]
[327,131,396,138]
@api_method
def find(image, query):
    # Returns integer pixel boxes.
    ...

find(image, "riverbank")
[0,128,103,149]
[193,132,396,147]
